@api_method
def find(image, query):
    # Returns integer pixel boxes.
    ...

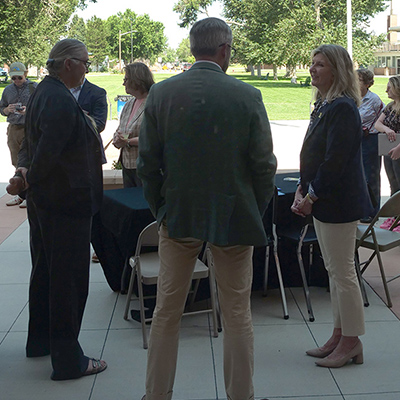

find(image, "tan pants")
[313,218,365,337]
[145,224,255,400]
[7,124,25,167]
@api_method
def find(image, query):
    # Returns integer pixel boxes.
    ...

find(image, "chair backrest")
[135,221,159,257]
[376,191,400,219]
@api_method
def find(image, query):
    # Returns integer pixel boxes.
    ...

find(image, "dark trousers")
[384,155,400,196]
[362,134,381,216]
[122,166,142,188]
[25,195,91,380]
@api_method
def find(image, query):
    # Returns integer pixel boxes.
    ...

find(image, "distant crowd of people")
[3,15,400,400]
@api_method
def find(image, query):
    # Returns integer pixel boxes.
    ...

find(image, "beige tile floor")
[1,121,400,400]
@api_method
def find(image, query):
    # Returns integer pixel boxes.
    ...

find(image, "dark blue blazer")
[20,76,103,217]
[300,96,373,223]
[78,79,107,134]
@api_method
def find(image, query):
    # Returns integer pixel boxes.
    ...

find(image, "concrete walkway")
[1,121,400,400]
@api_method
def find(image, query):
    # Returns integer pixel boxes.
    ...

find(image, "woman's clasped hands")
[291,186,313,217]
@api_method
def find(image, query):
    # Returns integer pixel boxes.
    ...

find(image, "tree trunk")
[257,64,262,77]
[248,65,255,76]
[273,65,278,80]
[284,66,296,78]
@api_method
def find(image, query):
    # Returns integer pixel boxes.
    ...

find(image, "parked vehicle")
[181,62,192,71]
[0,68,8,82]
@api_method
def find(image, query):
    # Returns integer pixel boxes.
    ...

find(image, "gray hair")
[46,39,87,77]
[190,17,232,58]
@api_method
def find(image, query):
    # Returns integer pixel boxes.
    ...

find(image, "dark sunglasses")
[11,76,23,81]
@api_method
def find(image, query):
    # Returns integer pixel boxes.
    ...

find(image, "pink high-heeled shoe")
[315,340,363,368]
[306,346,336,358]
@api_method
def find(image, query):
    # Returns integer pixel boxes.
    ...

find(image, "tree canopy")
[105,10,166,65]
[0,1,166,70]
[173,0,388,69]
[0,0,96,67]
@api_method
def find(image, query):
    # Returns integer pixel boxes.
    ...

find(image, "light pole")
[347,0,352,59]
[130,18,134,64]
[119,28,138,70]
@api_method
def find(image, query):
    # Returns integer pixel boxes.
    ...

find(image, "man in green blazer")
[137,17,277,400]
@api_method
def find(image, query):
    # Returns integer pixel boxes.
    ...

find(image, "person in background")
[70,74,108,264]
[0,62,37,208]
[7,39,107,381]
[292,44,372,369]
[137,17,276,400]
[357,68,384,223]
[374,75,400,231]
[71,77,107,136]
[112,62,154,188]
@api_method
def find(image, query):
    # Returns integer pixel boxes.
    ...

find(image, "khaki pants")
[145,224,255,400]
[313,218,365,337]
[7,124,25,167]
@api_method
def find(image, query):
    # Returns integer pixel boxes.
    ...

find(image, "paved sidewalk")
[1,121,400,399]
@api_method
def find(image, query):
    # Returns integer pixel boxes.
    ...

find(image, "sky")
[76,0,397,50]
[76,0,223,49]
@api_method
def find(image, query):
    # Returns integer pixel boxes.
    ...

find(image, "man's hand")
[6,167,29,195]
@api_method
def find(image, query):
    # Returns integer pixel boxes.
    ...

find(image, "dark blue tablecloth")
[93,174,327,292]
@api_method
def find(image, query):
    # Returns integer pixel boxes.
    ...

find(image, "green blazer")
[137,62,277,246]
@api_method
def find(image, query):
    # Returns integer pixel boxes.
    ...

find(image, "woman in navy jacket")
[292,44,372,368]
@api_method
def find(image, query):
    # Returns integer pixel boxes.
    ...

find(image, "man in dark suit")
[8,39,107,381]
[71,78,108,263]
[137,18,277,400]
[72,78,107,135]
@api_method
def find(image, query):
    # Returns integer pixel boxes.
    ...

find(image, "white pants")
[145,224,255,400]
[313,218,365,336]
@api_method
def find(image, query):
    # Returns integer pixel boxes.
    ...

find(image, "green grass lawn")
[0,69,392,123]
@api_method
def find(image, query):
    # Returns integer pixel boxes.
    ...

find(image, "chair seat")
[277,226,318,244]
[356,225,400,251]
[131,253,209,285]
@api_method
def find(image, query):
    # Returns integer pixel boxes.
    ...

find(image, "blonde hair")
[311,44,361,107]
[387,76,400,115]
[124,62,155,94]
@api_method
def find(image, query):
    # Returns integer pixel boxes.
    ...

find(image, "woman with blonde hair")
[292,44,372,368]
[375,76,400,230]
[113,62,155,187]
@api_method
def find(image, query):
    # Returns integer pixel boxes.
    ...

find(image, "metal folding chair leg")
[354,251,369,307]
[272,250,289,320]
[296,242,315,322]
[263,243,272,297]
[263,241,289,319]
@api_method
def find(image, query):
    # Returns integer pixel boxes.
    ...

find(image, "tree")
[176,37,195,63]
[173,0,214,27]
[0,0,96,67]
[85,16,109,70]
[173,0,388,70]
[162,47,178,64]
[68,15,87,43]
[106,9,167,65]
